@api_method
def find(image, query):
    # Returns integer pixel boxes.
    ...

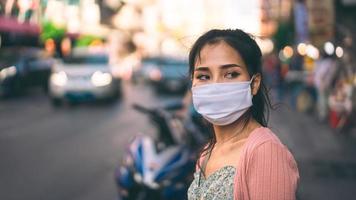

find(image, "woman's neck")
[213,117,261,146]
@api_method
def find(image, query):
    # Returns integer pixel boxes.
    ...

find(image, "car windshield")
[159,59,188,78]
[63,55,108,65]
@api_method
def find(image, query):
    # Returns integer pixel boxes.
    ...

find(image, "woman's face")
[192,41,261,95]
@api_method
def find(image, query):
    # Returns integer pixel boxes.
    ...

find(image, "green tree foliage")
[40,22,66,43]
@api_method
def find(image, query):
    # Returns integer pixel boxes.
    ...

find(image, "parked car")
[0,47,54,97]
[48,49,121,106]
[149,58,189,94]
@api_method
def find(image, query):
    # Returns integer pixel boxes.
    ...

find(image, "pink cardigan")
[198,127,299,200]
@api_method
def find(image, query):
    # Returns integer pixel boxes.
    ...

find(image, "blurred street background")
[0,0,356,200]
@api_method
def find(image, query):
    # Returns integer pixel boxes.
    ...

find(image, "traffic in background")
[1,0,356,200]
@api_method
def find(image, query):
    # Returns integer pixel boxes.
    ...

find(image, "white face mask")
[191,77,254,126]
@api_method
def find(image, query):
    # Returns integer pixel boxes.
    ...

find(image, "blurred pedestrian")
[187,29,299,200]
[313,52,337,122]
[328,78,353,131]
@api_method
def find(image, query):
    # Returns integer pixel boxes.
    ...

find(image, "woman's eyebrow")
[195,64,241,71]
[194,66,210,71]
[220,64,242,69]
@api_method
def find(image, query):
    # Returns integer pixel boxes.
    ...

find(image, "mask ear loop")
[250,75,256,84]
[249,75,256,92]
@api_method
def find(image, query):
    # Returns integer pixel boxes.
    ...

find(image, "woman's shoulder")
[247,126,280,143]
[239,126,299,174]
[234,127,299,200]
[244,127,292,156]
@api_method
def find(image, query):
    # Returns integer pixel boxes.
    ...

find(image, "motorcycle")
[115,102,207,200]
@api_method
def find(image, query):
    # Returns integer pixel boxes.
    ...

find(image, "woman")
[187,29,299,200]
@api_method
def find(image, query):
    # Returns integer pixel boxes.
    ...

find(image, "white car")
[49,52,120,106]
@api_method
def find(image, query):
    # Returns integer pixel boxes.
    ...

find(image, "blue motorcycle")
[115,103,207,200]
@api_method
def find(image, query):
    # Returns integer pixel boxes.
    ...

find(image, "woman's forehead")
[195,42,246,69]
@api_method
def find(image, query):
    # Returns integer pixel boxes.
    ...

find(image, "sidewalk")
[269,106,356,200]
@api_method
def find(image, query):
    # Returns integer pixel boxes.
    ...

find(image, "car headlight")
[91,71,112,87]
[51,71,68,86]
[0,66,17,80]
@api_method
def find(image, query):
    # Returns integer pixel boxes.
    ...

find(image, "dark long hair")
[189,29,273,173]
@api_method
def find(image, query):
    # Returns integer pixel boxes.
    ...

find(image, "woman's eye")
[196,74,210,81]
[225,71,239,79]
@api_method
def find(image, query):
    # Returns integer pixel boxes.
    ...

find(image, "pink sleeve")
[246,141,299,200]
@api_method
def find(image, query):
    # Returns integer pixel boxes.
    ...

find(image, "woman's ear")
[251,73,261,95]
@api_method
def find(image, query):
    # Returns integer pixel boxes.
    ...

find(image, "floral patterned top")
[187,165,236,200]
